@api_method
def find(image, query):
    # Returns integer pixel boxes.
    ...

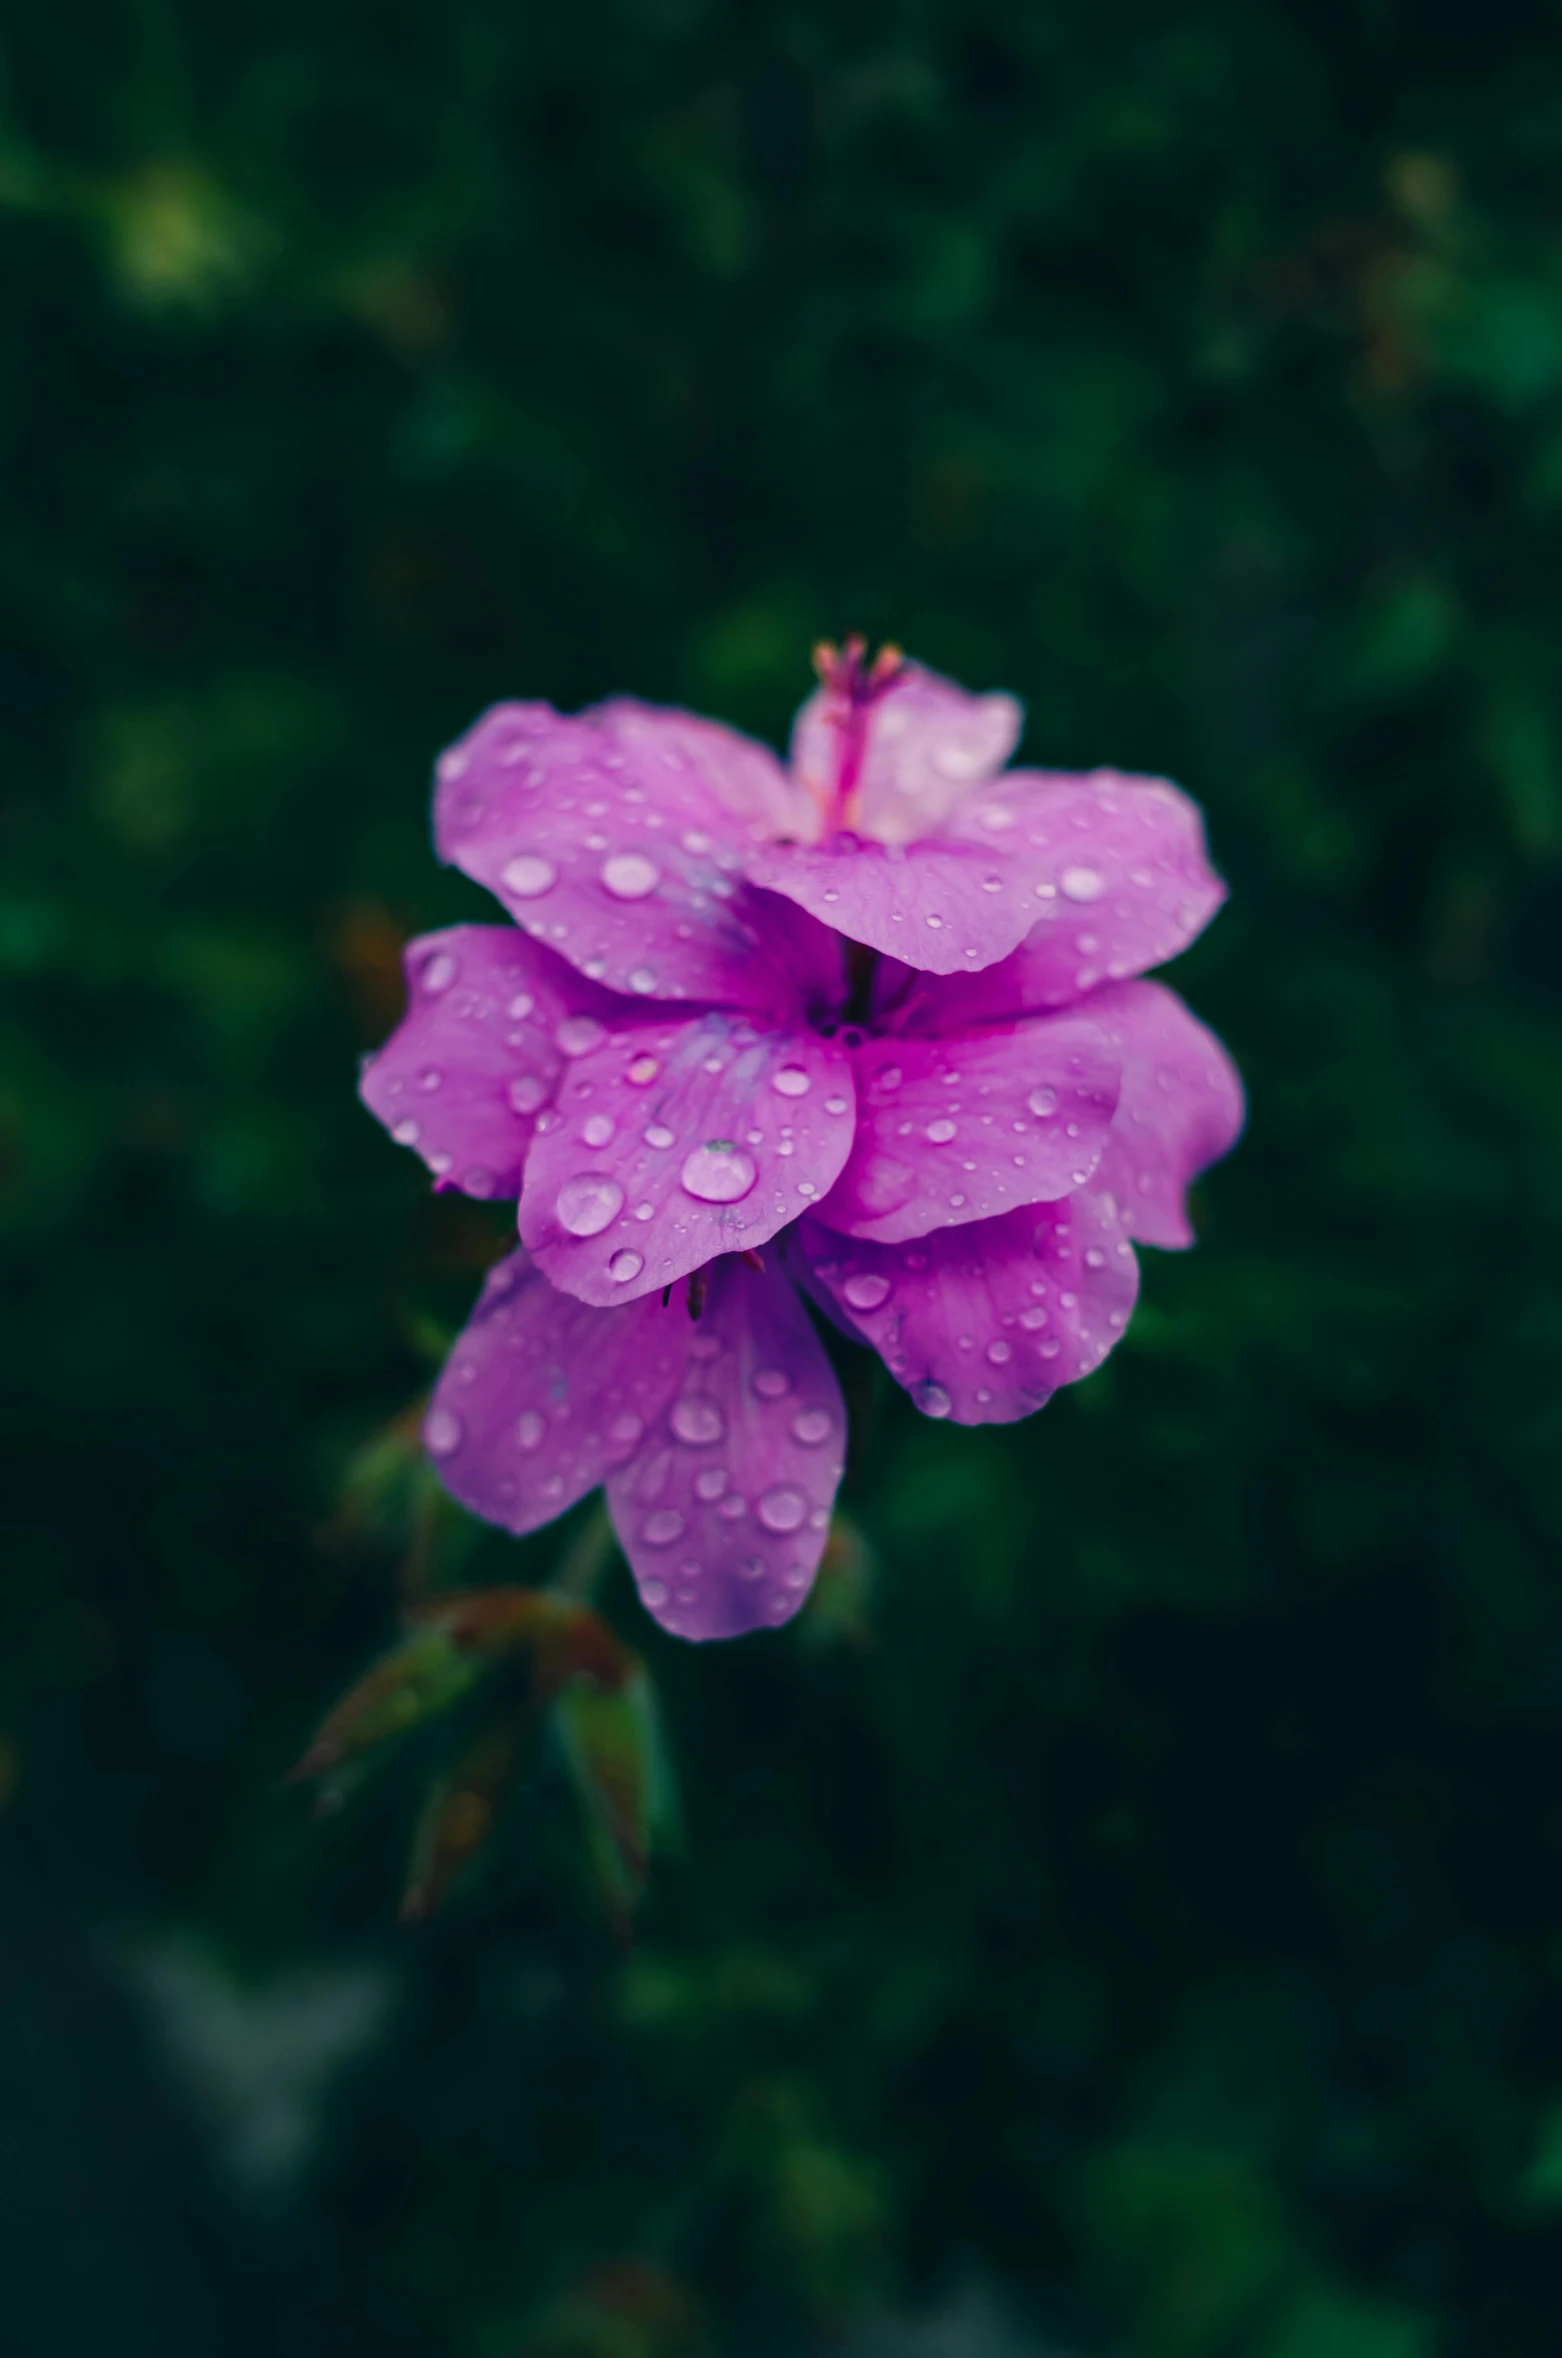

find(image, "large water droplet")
[422,951,458,994]
[914,1380,953,1419]
[601,851,660,899]
[392,1117,422,1146]
[986,1339,1013,1365]
[644,1124,675,1150]
[641,1509,684,1547]
[671,1397,725,1445]
[790,1407,832,1445]
[641,1578,668,1608]
[508,1074,546,1116]
[581,1113,615,1148]
[516,1410,545,1450]
[694,1466,728,1501]
[556,1015,606,1058]
[556,1173,624,1236]
[628,967,657,994]
[771,1066,811,1098]
[680,1141,758,1203]
[1060,864,1104,902]
[425,1406,463,1455]
[626,1053,659,1086]
[925,1118,957,1144]
[502,854,557,899]
[607,1248,644,1284]
[1027,1085,1059,1118]
[507,991,535,1020]
[757,1484,807,1533]
[842,1271,891,1312]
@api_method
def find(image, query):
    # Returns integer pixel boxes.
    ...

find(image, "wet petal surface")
[434,701,828,1011]
[799,1190,1139,1426]
[358,926,614,1199]
[606,1256,845,1639]
[932,769,1227,1013]
[518,1009,857,1304]
[790,660,1022,846]
[744,834,1045,974]
[813,1018,1120,1244]
[593,698,811,840]
[422,1249,690,1531]
[1088,980,1245,1246]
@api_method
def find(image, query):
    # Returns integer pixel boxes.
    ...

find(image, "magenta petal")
[606,1257,845,1639]
[932,769,1227,1014]
[1088,980,1245,1247]
[790,660,1022,845]
[798,1192,1139,1426]
[422,1249,690,1531]
[592,698,811,840]
[744,835,1043,975]
[433,701,816,1011]
[358,926,616,1199]
[517,1009,857,1306]
[813,1018,1120,1244]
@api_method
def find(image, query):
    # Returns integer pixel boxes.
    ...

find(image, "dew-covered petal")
[433,700,828,1011]
[421,1248,690,1532]
[930,769,1226,1013]
[812,1019,1120,1245]
[744,834,1045,975]
[606,1256,845,1640]
[592,698,813,841]
[790,660,1022,846]
[1088,980,1245,1247]
[517,1009,857,1305]
[798,1191,1139,1426]
[358,925,617,1199]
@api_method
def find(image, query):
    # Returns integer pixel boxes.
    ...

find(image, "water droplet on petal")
[419,1405,462,1459]
[506,991,535,1020]
[680,1141,757,1203]
[644,1124,675,1149]
[556,1015,606,1058]
[641,1509,684,1547]
[986,1339,1013,1365]
[502,855,557,899]
[753,1367,791,1399]
[556,1173,624,1235]
[422,951,458,993]
[626,1054,660,1086]
[843,1271,892,1312]
[600,851,660,899]
[581,1113,615,1147]
[507,1074,546,1116]
[671,1397,725,1445]
[641,1578,668,1608]
[914,1380,953,1419]
[694,1466,728,1501]
[607,1248,644,1283]
[609,1411,644,1445]
[1027,1085,1059,1117]
[392,1117,422,1146]
[925,1118,957,1144]
[628,967,657,994]
[791,1407,832,1445]
[771,1066,811,1098]
[738,1555,766,1581]
[757,1484,807,1533]
[516,1410,545,1450]
[1060,864,1104,902]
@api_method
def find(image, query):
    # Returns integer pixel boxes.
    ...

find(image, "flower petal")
[932,769,1227,1013]
[798,1191,1139,1426]
[744,835,1044,974]
[358,925,615,1199]
[1088,980,1245,1246]
[607,1256,845,1640]
[812,1019,1119,1244]
[517,1008,857,1305]
[421,1249,690,1531]
[433,701,824,1011]
[790,660,1022,845]
[593,698,812,840]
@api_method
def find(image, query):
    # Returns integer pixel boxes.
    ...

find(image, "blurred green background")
[5,2,1562,2352]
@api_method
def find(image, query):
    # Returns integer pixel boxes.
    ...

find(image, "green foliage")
[3,1,1562,2353]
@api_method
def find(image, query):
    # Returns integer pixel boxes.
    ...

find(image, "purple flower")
[362,646,1243,1641]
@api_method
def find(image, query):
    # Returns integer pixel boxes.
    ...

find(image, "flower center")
[811,635,904,834]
